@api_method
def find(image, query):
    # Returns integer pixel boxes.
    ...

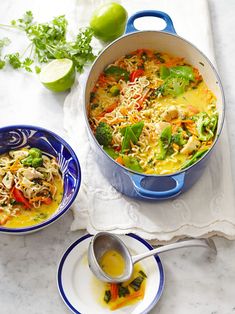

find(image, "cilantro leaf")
[5,53,34,72]
[5,52,22,69]
[0,37,11,52]
[26,15,68,63]
[35,65,41,74]
[0,60,5,69]
[11,11,34,30]
[0,12,96,74]
[0,37,11,69]
[22,57,33,72]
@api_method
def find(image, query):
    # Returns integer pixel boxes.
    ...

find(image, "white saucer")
[57,233,164,314]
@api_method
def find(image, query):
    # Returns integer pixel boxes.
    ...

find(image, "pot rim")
[84,29,225,178]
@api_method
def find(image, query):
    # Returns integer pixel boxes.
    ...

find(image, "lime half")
[40,59,75,92]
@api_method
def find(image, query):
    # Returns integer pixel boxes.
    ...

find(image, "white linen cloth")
[64,0,235,243]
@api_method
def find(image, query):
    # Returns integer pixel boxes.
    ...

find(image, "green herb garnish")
[118,285,130,297]
[34,212,48,222]
[130,276,144,291]
[139,270,147,278]
[104,65,130,82]
[0,11,95,72]
[104,290,111,303]
[0,37,11,69]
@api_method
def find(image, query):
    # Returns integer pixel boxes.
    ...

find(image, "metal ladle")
[88,232,217,283]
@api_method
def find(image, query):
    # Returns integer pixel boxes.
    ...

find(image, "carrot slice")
[137,88,150,106]
[110,289,144,310]
[120,107,128,116]
[10,159,22,172]
[115,156,124,165]
[0,215,10,225]
[182,120,195,124]
[97,102,119,119]
[110,283,118,301]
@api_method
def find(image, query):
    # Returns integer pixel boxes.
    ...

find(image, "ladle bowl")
[88,232,217,283]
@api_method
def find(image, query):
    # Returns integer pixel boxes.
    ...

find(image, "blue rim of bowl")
[57,233,165,314]
[0,124,81,234]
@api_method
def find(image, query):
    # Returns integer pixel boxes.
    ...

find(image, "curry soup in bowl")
[0,147,63,228]
[0,125,81,233]
[88,49,218,175]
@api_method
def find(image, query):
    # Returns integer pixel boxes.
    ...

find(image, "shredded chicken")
[9,150,28,160]
[2,171,14,190]
[21,168,44,181]
[162,105,179,122]
[181,136,201,155]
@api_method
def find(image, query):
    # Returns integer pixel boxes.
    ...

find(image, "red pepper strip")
[12,187,31,209]
[130,69,144,82]
[136,49,145,55]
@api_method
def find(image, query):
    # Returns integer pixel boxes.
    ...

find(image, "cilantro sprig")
[0,11,95,73]
[4,53,34,72]
[0,37,11,69]
[11,11,34,30]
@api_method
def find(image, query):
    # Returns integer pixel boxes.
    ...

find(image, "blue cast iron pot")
[84,11,225,200]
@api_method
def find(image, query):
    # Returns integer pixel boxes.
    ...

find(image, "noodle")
[89,49,218,175]
[0,147,62,225]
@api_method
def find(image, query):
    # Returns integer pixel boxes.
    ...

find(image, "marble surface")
[1,0,235,313]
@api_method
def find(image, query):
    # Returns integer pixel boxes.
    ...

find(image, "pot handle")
[126,10,176,34]
[130,172,185,200]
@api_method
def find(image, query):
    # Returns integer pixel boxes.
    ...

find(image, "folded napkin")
[63,0,235,243]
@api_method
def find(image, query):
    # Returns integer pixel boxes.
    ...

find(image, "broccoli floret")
[21,156,33,166]
[21,147,43,168]
[95,122,113,146]
[32,157,43,168]
[29,147,42,158]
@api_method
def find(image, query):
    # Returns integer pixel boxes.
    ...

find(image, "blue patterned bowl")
[0,125,81,234]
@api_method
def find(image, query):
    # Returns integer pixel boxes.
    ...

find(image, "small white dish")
[57,233,164,314]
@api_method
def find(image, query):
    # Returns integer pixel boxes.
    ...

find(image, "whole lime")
[39,59,75,92]
[90,2,128,43]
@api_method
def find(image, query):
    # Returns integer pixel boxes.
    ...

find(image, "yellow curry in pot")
[88,49,218,175]
[0,147,63,227]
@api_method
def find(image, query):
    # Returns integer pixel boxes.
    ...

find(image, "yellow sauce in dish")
[91,247,147,311]
[102,263,147,311]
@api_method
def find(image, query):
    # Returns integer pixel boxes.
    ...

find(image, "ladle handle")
[132,239,217,264]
